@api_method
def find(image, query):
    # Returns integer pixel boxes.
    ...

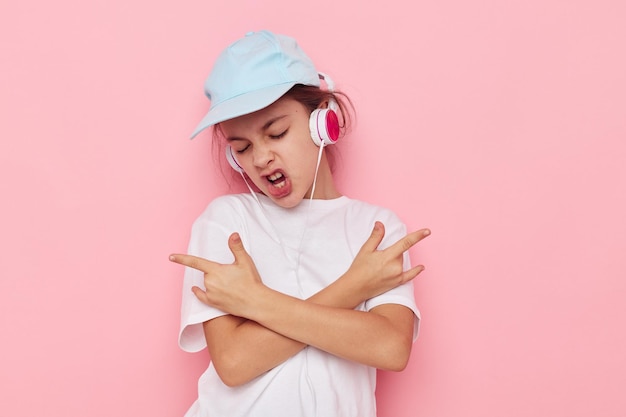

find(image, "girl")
[170,30,430,417]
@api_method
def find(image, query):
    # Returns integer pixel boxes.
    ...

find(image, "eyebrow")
[226,115,288,142]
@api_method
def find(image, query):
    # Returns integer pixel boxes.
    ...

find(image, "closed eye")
[270,129,288,139]
[235,144,250,154]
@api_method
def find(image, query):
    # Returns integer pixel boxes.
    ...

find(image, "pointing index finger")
[169,253,217,273]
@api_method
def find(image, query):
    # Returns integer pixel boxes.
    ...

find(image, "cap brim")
[190,82,298,139]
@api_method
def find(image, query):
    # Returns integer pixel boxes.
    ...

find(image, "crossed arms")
[170,221,430,387]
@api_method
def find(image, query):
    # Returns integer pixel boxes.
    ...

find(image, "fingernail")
[232,233,241,243]
[169,255,176,261]
[423,229,430,236]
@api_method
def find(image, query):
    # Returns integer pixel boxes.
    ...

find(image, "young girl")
[170,30,430,417]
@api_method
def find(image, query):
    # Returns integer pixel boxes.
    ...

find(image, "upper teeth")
[268,172,284,182]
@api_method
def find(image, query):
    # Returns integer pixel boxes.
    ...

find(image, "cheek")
[289,141,318,170]
[293,126,319,157]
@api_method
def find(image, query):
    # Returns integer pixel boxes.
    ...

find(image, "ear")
[318,97,339,112]
[318,99,330,110]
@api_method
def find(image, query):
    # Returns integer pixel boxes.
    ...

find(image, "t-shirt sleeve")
[363,210,422,340]
[178,198,240,353]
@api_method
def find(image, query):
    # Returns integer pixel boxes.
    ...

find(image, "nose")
[252,142,274,168]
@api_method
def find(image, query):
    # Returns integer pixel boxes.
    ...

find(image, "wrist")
[239,282,274,321]
[312,271,366,309]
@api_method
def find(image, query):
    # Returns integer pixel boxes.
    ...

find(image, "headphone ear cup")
[309,108,340,147]
[225,145,245,173]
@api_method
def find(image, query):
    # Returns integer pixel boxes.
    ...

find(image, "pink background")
[1,0,625,416]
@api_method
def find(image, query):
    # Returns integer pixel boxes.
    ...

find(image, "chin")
[271,197,303,209]
[265,191,307,209]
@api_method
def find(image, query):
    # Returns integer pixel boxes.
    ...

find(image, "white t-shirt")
[179,193,420,417]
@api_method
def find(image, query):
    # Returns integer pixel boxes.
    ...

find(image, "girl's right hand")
[343,221,430,302]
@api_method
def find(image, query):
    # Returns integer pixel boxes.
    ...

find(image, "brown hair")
[282,84,354,136]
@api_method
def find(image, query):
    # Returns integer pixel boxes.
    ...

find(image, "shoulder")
[341,197,407,247]
[194,193,257,222]
[343,197,404,225]
[204,193,257,211]
[188,194,262,237]
[186,194,264,255]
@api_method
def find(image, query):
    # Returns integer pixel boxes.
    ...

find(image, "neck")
[305,153,341,200]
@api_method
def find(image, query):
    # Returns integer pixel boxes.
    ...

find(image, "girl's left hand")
[169,233,264,318]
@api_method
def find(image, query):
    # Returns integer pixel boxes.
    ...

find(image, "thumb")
[361,221,386,253]
[228,232,250,263]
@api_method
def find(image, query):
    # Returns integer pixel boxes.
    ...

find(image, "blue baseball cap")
[191,30,321,138]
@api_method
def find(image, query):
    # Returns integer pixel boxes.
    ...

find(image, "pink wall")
[1,1,625,416]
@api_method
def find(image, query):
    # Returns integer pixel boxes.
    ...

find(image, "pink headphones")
[226,73,339,173]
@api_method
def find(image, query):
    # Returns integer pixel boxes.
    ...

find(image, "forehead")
[220,96,306,136]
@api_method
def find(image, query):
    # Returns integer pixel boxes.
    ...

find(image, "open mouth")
[267,171,287,189]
